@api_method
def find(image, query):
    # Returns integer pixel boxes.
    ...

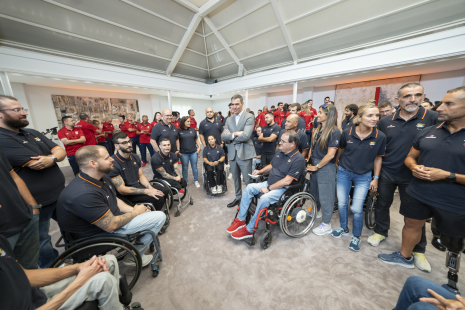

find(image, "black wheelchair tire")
[365,193,377,230]
[260,231,272,250]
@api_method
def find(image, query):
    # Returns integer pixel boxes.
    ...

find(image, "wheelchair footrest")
[243,237,255,246]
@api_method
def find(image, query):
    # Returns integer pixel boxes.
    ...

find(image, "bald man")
[150,109,180,155]
[278,114,309,157]
[199,107,224,148]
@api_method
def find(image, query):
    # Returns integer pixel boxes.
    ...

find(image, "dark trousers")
[431,217,440,238]
[106,138,115,154]
[205,162,224,187]
[130,136,140,155]
[139,143,154,163]
[306,129,312,145]
[67,155,80,176]
[119,183,169,210]
[38,201,59,268]
[374,170,426,253]
[262,153,274,166]
[223,144,229,165]
[162,178,187,191]
[97,141,108,154]
[6,213,40,269]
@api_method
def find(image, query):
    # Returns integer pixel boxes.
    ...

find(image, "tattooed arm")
[93,204,148,232]
[173,163,182,182]
[111,175,163,199]
[156,167,180,181]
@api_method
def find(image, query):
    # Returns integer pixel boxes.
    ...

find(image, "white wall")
[420,69,465,101]
[168,97,213,118]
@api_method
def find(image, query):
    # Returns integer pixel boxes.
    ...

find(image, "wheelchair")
[202,162,228,196]
[333,187,377,230]
[150,178,193,217]
[233,171,317,249]
[52,203,163,290]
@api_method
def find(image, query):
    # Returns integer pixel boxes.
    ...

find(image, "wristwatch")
[29,204,42,210]
[267,186,271,191]
[50,156,58,163]
[445,172,456,183]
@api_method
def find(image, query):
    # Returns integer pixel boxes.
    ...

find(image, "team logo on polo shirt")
[163,129,166,131]
[23,140,28,144]
[369,142,376,148]
[347,140,353,143]
[75,131,78,134]
[426,135,436,138]
[416,123,425,130]
[387,125,395,128]
[0,248,11,259]
[288,159,292,163]
[34,137,41,142]
[134,162,137,165]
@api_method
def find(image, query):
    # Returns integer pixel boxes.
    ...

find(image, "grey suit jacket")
[221,111,256,161]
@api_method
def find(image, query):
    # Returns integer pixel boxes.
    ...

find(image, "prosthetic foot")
[440,233,464,290]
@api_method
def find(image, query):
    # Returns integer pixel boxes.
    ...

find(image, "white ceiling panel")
[218,4,279,46]
[231,28,287,59]
[278,0,345,22]
[128,0,195,28]
[173,63,209,79]
[186,35,207,54]
[195,23,204,35]
[241,47,292,70]
[179,49,208,69]
[208,50,235,69]
[187,0,210,7]
[205,33,225,55]
[208,0,270,29]
[203,20,213,36]
[209,63,238,79]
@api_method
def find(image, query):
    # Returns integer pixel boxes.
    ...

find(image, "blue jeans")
[336,166,371,237]
[7,213,40,269]
[39,201,59,268]
[67,155,80,176]
[395,276,460,310]
[139,143,154,163]
[180,152,198,182]
[252,158,261,170]
[237,181,286,233]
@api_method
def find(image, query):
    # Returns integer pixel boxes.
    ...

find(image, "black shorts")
[262,154,274,166]
[400,192,465,238]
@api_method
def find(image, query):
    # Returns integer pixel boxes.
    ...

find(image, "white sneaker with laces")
[228,173,233,180]
[211,186,217,194]
[216,185,222,194]
[412,252,432,273]
[312,223,332,236]
[194,181,200,188]
[123,254,152,267]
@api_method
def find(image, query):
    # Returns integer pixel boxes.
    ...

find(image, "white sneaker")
[194,181,200,188]
[412,252,432,273]
[216,185,222,194]
[211,186,217,194]
[316,210,321,219]
[367,233,386,247]
[123,254,152,267]
[313,223,332,236]
[228,173,232,180]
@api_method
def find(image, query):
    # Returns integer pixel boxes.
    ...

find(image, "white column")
[167,90,172,110]
[149,94,160,117]
[0,72,14,96]
[245,89,249,110]
[259,92,268,109]
[302,86,315,101]
[293,81,298,103]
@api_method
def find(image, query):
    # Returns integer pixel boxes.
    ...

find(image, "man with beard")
[56,145,166,267]
[0,95,66,268]
[280,103,306,131]
[199,107,223,148]
[371,83,438,272]
[58,115,86,176]
[278,114,309,158]
[273,102,287,126]
[258,112,281,166]
[342,104,358,130]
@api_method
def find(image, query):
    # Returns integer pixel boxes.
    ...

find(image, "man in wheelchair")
[57,145,166,267]
[151,138,187,191]
[203,135,226,194]
[226,130,306,240]
[108,132,168,210]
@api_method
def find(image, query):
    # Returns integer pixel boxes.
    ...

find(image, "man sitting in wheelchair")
[57,145,166,267]
[151,138,187,191]
[226,130,306,240]
[203,135,226,194]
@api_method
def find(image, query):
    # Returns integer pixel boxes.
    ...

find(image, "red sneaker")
[226,218,245,233]
[178,189,184,194]
[231,226,253,240]
[178,161,181,164]
[142,163,146,167]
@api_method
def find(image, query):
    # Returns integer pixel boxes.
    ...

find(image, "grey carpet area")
[51,159,464,310]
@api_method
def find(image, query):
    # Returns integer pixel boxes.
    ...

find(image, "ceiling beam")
[284,0,348,25]
[173,0,199,13]
[199,0,229,16]
[201,20,211,78]
[270,0,298,63]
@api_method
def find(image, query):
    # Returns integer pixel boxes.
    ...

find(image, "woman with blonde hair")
[331,102,387,251]
[307,104,341,236]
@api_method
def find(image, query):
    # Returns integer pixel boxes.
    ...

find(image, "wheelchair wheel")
[280,192,317,238]
[260,231,272,250]
[189,197,194,205]
[365,192,377,230]
[151,180,173,211]
[51,237,142,290]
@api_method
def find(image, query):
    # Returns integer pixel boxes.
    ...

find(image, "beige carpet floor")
[52,158,464,310]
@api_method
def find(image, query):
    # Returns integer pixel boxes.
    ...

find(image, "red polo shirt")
[273,109,288,125]
[137,122,153,143]
[75,120,97,146]
[151,121,157,127]
[57,127,85,156]
[299,111,316,130]
[257,111,268,127]
[189,116,197,129]
[95,126,106,143]
[125,121,138,138]
[102,121,114,139]
[171,120,180,129]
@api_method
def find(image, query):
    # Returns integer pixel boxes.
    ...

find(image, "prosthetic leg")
[440,233,464,290]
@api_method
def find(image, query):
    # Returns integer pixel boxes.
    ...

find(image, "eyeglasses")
[116,141,131,145]
[0,108,28,114]
[279,139,290,144]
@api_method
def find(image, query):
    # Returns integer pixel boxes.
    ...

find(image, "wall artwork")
[51,95,139,128]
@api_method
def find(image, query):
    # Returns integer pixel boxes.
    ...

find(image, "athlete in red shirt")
[102,117,115,154]
[256,106,269,127]
[188,109,198,131]
[75,113,97,146]
[126,114,140,154]
[58,116,85,175]
[137,115,154,166]
[299,101,317,145]
[151,112,162,127]
[273,102,288,125]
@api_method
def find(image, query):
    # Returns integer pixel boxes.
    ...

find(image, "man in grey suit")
[222,94,256,208]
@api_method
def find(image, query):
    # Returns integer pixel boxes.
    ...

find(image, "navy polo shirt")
[56,173,121,239]
[378,106,438,179]
[150,120,179,152]
[202,144,225,162]
[406,123,465,215]
[179,128,198,154]
[108,152,141,187]
[278,129,310,154]
[0,127,65,205]
[199,118,223,145]
[311,127,341,163]
[268,149,305,185]
[151,151,179,179]
[261,123,281,155]
[281,116,306,131]
[341,116,355,130]
[339,126,386,175]
[253,136,263,156]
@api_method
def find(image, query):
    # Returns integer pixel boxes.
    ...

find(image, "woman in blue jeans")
[331,102,386,251]
[179,116,200,187]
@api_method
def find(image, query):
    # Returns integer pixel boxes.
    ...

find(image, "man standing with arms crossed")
[58,116,86,176]
[222,95,256,208]
[258,112,281,166]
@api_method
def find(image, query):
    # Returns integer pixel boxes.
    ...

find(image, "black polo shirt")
[281,116,306,131]
[311,126,341,163]
[108,152,141,187]
[151,151,179,179]
[179,128,198,154]
[203,144,225,162]
[339,126,386,175]
[261,123,281,155]
[268,149,305,185]
[56,172,121,239]
[378,106,438,179]
[406,123,465,214]
[342,116,355,130]
[253,136,263,156]
[150,120,179,152]
[0,235,47,310]
[278,129,310,154]
[0,146,32,237]
[199,118,223,145]
[0,127,65,205]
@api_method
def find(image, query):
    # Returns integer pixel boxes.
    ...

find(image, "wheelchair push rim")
[364,192,377,230]
[280,192,317,238]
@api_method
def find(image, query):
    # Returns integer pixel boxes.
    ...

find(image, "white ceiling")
[1,0,464,83]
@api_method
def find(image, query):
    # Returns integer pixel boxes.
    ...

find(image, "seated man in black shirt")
[252,126,263,170]
[279,114,309,158]
[108,132,168,211]
[203,135,226,194]
[151,138,187,192]
[57,145,166,267]
[0,234,124,310]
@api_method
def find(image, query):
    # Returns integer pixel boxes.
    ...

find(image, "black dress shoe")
[432,237,446,252]
[227,199,240,208]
